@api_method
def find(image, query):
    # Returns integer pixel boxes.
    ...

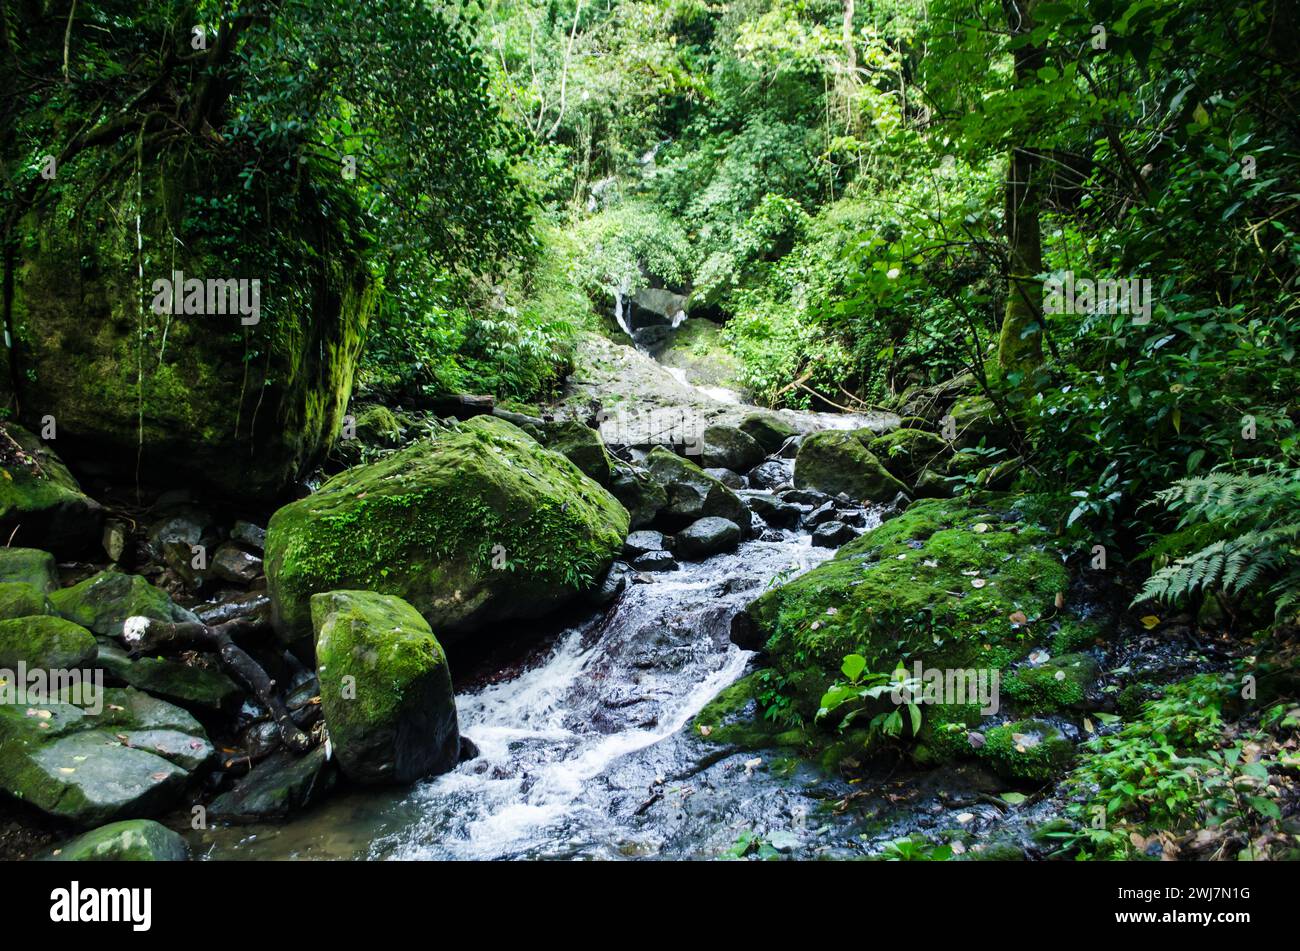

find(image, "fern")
[1135,463,1300,622]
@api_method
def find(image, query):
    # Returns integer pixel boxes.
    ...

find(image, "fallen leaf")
[1140,615,1161,630]
[1000,792,1027,805]
[1008,611,1027,624]
[698,724,713,737]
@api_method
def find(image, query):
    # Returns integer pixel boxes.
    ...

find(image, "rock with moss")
[45,819,189,861]
[0,616,98,669]
[609,463,667,529]
[0,425,105,556]
[947,395,1011,449]
[6,151,376,502]
[207,747,336,822]
[1003,653,1100,714]
[524,419,613,486]
[676,517,742,560]
[312,590,459,785]
[49,569,197,638]
[642,447,750,529]
[793,430,907,503]
[738,413,798,455]
[266,416,628,646]
[979,719,1075,782]
[866,428,953,487]
[93,639,241,712]
[352,404,405,446]
[701,424,766,473]
[0,686,213,826]
[0,581,54,620]
[692,672,808,750]
[0,547,59,592]
[733,495,1070,722]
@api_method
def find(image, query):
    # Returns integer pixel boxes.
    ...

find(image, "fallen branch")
[123,614,311,754]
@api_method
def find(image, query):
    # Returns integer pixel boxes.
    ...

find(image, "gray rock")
[207,747,336,822]
[804,501,840,527]
[704,467,746,489]
[230,520,267,552]
[748,495,802,529]
[747,460,791,491]
[700,425,766,473]
[44,819,190,861]
[676,517,742,560]
[623,530,668,558]
[812,520,858,548]
[631,550,678,572]
[779,488,832,508]
[212,543,263,585]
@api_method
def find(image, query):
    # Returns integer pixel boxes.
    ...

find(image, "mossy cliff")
[265,415,629,646]
[4,147,376,500]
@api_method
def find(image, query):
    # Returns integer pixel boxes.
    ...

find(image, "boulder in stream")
[0,424,104,556]
[793,430,907,503]
[676,517,742,560]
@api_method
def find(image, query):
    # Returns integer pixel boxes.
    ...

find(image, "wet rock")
[0,547,58,592]
[631,550,678,572]
[610,463,668,529]
[747,459,791,491]
[267,416,628,645]
[643,447,750,530]
[207,747,336,822]
[676,517,742,560]
[162,539,210,590]
[49,569,198,638]
[230,520,267,552]
[748,495,801,529]
[738,413,798,455]
[812,521,858,548]
[523,419,613,487]
[0,424,105,556]
[778,488,831,508]
[44,819,190,861]
[312,590,460,785]
[194,589,271,626]
[93,639,242,713]
[0,581,54,620]
[623,530,668,558]
[794,430,907,502]
[585,562,631,606]
[701,425,766,473]
[240,720,284,760]
[101,519,128,563]
[913,468,952,498]
[866,428,953,486]
[0,686,214,826]
[704,467,746,490]
[145,506,213,561]
[804,501,840,527]
[212,543,263,585]
[0,615,97,668]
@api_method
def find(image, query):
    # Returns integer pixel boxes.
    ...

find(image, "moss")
[738,413,797,454]
[0,427,104,555]
[49,569,190,637]
[865,428,952,485]
[1002,653,1099,714]
[0,616,97,669]
[980,719,1075,782]
[0,547,58,592]
[44,819,189,862]
[743,495,1070,721]
[0,581,54,620]
[1052,617,1107,654]
[692,673,811,750]
[266,415,629,645]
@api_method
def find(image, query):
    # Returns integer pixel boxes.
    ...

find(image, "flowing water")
[195,521,878,860]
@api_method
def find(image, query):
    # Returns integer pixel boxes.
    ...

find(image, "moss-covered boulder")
[979,719,1075,782]
[1003,653,1100,714]
[0,546,58,592]
[49,569,197,638]
[733,495,1070,721]
[207,747,336,822]
[5,150,376,501]
[947,395,1011,449]
[0,686,213,826]
[866,428,953,487]
[524,419,613,486]
[0,581,54,620]
[0,616,97,669]
[643,447,750,529]
[738,413,798,455]
[793,430,907,502]
[312,590,459,785]
[0,425,105,555]
[267,415,629,645]
[45,819,189,861]
[93,639,241,713]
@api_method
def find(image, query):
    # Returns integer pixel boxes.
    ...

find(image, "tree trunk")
[997,0,1045,377]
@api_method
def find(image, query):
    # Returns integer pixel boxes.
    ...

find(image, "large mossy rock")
[266,416,629,645]
[93,639,241,713]
[733,495,1070,722]
[49,569,197,638]
[312,590,459,785]
[0,686,213,826]
[0,425,105,555]
[523,419,612,487]
[0,581,54,620]
[700,424,765,473]
[5,151,376,501]
[793,430,907,502]
[0,546,58,592]
[0,615,97,669]
[642,446,750,529]
[609,463,668,529]
[738,413,798,455]
[45,819,190,861]
[866,428,952,487]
